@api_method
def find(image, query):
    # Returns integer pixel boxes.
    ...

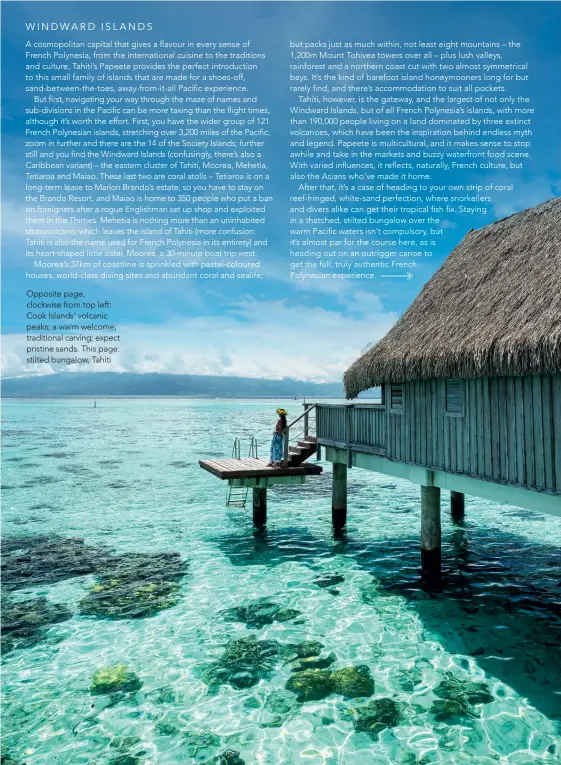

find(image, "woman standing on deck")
[267,408,288,467]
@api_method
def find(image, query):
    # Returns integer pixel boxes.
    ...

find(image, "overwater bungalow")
[201,196,561,567]
[320,195,561,557]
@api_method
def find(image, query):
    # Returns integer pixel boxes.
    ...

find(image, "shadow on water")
[211,521,561,721]
[214,525,336,567]
[366,525,561,722]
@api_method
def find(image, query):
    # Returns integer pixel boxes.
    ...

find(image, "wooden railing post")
[282,426,289,466]
[345,405,354,468]
[304,404,310,439]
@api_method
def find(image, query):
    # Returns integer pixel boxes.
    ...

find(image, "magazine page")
[1,1,561,763]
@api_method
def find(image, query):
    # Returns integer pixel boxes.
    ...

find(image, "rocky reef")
[295,640,323,658]
[288,641,336,672]
[1,536,188,622]
[430,672,493,721]
[352,697,405,740]
[203,636,284,691]
[183,730,221,759]
[1,595,72,652]
[330,666,375,698]
[215,750,245,765]
[79,552,188,619]
[285,662,375,703]
[1,534,113,590]
[285,670,334,702]
[221,599,301,629]
[90,664,143,695]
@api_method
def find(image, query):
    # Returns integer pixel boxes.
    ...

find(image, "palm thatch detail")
[344,196,561,399]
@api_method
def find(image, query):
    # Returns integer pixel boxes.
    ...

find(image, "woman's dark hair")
[280,413,287,428]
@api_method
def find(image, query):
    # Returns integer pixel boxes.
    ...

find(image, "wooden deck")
[199,457,323,480]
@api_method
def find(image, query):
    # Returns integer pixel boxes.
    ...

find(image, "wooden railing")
[315,403,387,463]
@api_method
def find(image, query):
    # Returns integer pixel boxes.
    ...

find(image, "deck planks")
[199,457,323,480]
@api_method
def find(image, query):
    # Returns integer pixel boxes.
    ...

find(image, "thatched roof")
[344,196,561,398]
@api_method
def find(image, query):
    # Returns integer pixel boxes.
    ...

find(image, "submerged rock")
[79,552,188,619]
[1,595,72,651]
[296,640,323,658]
[109,736,143,753]
[90,664,143,695]
[109,757,143,765]
[221,600,301,629]
[264,689,298,716]
[275,608,302,623]
[313,573,345,589]
[353,697,405,740]
[216,751,245,765]
[259,689,298,727]
[155,721,180,736]
[285,661,375,703]
[184,730,220,758]
[285,670,333,702]
[292,653,336,672]
[430,672,493,720]
[1,753,25,765]
[203,636,282,690]
[1,635,15,656]
[430,698,474,722]
[330,666,374,698]
[286,640,336,671]
[433,673,493,706]
[153,710,183,736]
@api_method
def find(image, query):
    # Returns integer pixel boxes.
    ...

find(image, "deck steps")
[288,436,318,467]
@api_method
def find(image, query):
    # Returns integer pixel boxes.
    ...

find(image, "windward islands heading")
[25,22,153,32]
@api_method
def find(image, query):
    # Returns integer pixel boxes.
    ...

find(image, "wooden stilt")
[252,487,267,526]
[450,491,465,522]
[421,485,441,573]
[332,462,348,528]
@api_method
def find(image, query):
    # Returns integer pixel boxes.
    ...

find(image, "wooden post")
[252,487,267,527]
[345,405,353,468]
[332,462,347,528]
[282,426,289,466]
[450,491,465,522]
[421,485,441,573]
[304,404,310,439]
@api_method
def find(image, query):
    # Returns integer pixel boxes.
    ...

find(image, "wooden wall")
[316,373,561,495]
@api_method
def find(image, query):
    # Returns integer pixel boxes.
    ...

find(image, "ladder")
[226,436,258,508]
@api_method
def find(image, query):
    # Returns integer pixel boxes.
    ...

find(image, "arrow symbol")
[380,272,414,280]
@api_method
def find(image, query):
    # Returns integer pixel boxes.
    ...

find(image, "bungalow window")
[390,382,404,412]
[445,378,463,415]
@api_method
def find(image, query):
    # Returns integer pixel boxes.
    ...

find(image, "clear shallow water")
[2,398,561,765]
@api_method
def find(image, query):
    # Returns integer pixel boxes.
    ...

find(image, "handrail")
[311,402,384,409]
[248,436,258,459]
[282,403,317,466]
[287,402,317,429]
[232,437,241,459]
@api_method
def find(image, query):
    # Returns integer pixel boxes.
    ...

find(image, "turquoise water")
[2,398,561,765]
